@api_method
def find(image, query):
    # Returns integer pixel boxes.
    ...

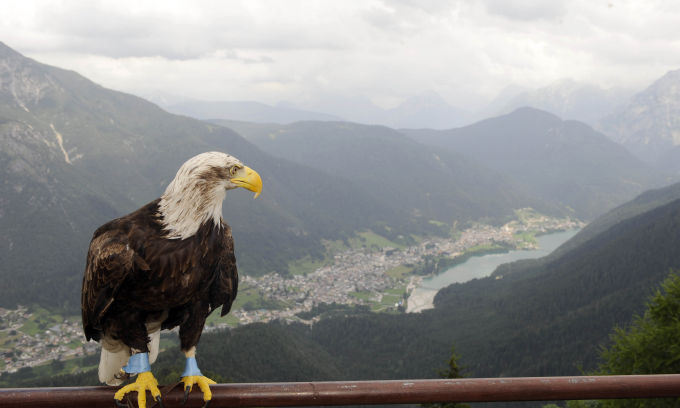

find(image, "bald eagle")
[82,152,262,408]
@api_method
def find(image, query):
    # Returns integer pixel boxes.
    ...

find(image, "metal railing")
[2,374,680,407]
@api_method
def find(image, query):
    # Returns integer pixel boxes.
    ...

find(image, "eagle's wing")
[81,228,150,341]
[210,224,239,317]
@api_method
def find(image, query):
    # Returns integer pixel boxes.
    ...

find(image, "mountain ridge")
[162,99,343,124]
[404,107,669,220]
[214,118,565,224]
[485,79,632,126]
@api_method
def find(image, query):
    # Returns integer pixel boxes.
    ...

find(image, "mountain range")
[403,107,668,220]
[156,90,471,129]
[153,79,633,132]
[162,98,342,124]
[153,70,680,178]
[214,119,560,224]
[483,79,633,127]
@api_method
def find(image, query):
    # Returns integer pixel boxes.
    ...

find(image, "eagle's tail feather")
[99,338,131,386]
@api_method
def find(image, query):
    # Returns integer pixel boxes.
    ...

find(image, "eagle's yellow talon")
[182,375,217,402]
[114,371,161,408]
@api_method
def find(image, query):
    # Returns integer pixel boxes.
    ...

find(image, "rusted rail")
[2,375,680,407]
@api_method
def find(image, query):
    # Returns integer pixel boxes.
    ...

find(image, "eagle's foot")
[114,371,163,408]
[181,375,217,407]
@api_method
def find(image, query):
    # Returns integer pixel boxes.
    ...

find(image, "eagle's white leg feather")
[148,329,160,364]
[145,320,163,364]
[99,337,130,386]
[99,323,161,385]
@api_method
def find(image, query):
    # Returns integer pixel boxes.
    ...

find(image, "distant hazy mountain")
[382,91,471,129]
[659,146,680,173]
[154,90,471,129]
[404,107,669,220]
[472,84,528,121]
[162,99,342,124]
[216,119,561,225]
[289,91,471,129]
[485,79,632,126]
[289,95,384,125]
[600,69,680,170]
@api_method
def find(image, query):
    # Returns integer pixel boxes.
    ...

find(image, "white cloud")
[481,0,567,21]
[1,0,679,110]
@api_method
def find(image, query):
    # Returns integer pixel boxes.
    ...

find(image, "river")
[406,229,579,313]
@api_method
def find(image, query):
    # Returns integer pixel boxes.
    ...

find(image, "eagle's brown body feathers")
[81,152,260,395]
[82,198,238,353]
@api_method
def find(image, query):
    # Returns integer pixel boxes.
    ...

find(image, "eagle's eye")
[230,166,241,176]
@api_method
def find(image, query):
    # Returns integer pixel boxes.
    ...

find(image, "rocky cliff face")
[0,43,63,112]
[600,69,680,169]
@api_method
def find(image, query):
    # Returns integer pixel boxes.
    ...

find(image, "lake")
[406,229,579,312]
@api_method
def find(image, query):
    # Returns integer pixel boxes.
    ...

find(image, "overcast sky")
[1,0,679,110]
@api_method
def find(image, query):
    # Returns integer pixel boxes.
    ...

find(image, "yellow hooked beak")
[231,166,263,198]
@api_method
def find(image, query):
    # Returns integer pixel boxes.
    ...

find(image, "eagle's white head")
[158,151,263,239]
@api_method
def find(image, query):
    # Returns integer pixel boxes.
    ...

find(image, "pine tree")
[566,271,680,408]
[422,345,471,408]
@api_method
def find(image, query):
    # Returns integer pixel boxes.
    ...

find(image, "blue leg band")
[123,352,151,374]
[181,357,203,377]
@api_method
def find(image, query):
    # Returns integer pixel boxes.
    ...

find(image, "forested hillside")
[214,119,563,225]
